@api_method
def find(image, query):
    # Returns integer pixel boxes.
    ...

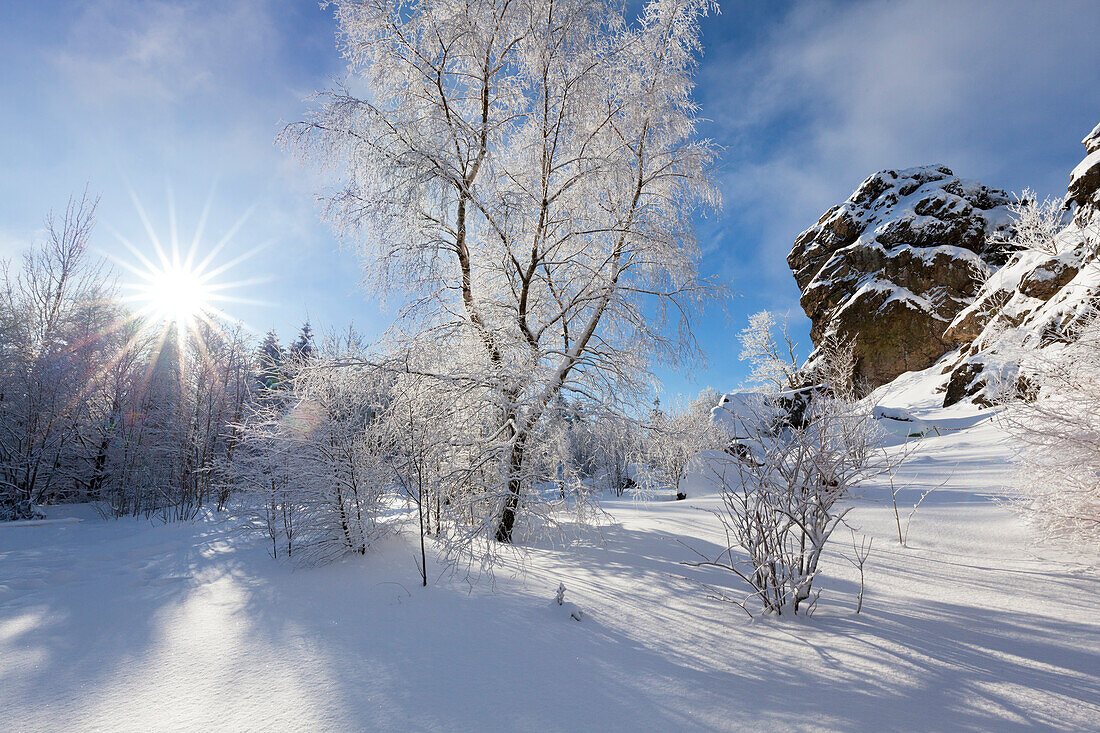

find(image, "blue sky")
[2,0,1098,400]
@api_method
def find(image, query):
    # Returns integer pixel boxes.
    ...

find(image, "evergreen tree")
[290,321,315,362]
[256,329,285,390]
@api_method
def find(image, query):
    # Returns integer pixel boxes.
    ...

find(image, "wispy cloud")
[53,0,279,105]
[706,0,1100,278]
[0,227,36,259]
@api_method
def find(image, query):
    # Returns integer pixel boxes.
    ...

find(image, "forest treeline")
[0,193,722,569]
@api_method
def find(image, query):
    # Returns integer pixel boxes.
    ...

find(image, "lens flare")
[105,185,271,366]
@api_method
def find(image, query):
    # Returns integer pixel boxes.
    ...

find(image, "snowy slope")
[2,408,1099,731]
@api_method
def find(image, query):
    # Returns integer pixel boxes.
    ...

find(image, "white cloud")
[707,0,1100,280]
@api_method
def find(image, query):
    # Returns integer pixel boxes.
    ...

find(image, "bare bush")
[687,326,890,616]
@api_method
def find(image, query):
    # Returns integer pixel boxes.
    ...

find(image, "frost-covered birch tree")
[738,311,801,391]
[283,0,719,543]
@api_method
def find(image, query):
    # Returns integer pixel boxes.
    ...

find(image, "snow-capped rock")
[1066,121,1100,226]
[872,405,930,438]
[788,165,1013,388]
[789,122,1100,408]
[937,122,1100,406]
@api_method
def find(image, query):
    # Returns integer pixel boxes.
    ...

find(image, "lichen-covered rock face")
[788,165,1013,388]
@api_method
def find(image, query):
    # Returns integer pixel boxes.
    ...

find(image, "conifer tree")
[256,330,285,390]
[290,321,315,362]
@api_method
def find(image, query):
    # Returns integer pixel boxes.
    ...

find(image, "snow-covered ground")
[2,404,1099,731]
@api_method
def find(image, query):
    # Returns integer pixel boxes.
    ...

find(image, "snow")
[872,405,931,438]
[1084,121,1100,150]
[0,517,82,528]
[834,279,940,319]
[1070,149,1100,186]
[711,390,772,437]
[3,406,1100,730]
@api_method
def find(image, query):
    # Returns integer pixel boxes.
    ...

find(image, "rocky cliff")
[789,122,1100,405]
[938,122,1100,406]
[788,165,1013,388]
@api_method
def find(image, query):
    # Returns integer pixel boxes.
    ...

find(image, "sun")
[121,242,235,340]
[108,187,269,359]
[140,259,214,330]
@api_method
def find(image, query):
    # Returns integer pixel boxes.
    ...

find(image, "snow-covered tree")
[102,319,253,520]
[382,355,461,584]
[587,410,639,497]
[0,194,261,522]
[282,0,719,543]
[988,188,1070,256]
[289,321,315,363]
[999,314,1100,545]
[738,311,801,392]
[644,388,727,498]
[255,329,285,391]
[0,190,116,518]
[240,334,392,565]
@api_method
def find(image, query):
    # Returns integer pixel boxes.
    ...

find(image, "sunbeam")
[107,186,272,367]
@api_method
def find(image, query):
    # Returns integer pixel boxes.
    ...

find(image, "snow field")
[2,407,1099,731]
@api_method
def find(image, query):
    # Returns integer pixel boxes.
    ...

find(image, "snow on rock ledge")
[788,165,1013,389]
[1066,121,1100,226]
[939,123,1100,407]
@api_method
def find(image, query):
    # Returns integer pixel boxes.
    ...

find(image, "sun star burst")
[137,257,215,332]
[105,185,271,366]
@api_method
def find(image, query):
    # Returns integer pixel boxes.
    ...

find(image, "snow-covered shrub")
[552,581,583,621]
[240,353,392,565]
[988,189,1070,256]
[999,316,1100,545]
[703,391,880,614]
[691,336,886,616]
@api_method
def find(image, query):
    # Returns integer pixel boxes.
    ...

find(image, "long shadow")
[4,508,1099,731]
[515,515,1100,729]
[0,519,226,724]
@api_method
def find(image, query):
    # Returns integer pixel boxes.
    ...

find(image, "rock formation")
[789,122,1100,406]
[788,165,1012,388]
[938,123,1100,406]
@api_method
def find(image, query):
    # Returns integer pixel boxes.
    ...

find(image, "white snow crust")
[3,394,1099,731]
